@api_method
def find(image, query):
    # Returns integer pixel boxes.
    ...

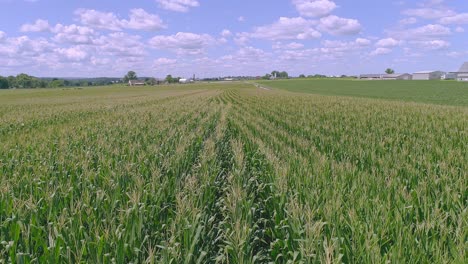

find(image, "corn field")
[0,83,466,263]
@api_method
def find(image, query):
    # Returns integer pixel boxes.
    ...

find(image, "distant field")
[257,79,468,106]
[0,83,466,263]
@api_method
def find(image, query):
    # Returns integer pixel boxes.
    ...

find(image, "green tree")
[124,71,137,83]
[165,75,174,83]
[16,73,36,88]
[279,71,289,78]
[385,68,395,74]
[0,76,9,89]
[7,76,16,88]
[299,74,306,78]
[49,79,65,88]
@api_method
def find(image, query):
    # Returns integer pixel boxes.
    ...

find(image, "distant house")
[412,71,445,80]
[441,73,457,80]
[179,78,188,84]
[128,80,145,86]
[359,73,412,80]
[452,62,468,81]
[359,74,383,80]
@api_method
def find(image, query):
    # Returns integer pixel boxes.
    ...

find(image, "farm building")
[359,74,383,80]
[454,62,468,81]
[128,80,145,86]
[359,73,412,80]
[412,71,445,80]
[441,73,457,80]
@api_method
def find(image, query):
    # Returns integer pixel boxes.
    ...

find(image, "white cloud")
[156,0,199,12]
[318,15,362,35]
[376,38,401,47]
[355,38,371,46]
[75,9,122,31]
[389,24,451,40]
[402,8,456,19]
[273,42,305,50]
[52,24,96,44]
[246,17,321,41]
[221,29,232,37]
[412,39,450,50]
[154,58,177,65]
[440,13,468,25]
[0,36,54,57]
[20,19,50,32]
[75,9,165,31]
[123,9,166,31]
[0,31,5,41]
[370,47,392,56]
[238,16,245,22]
[96,32,146,57]
[399,17,418,25]
[149,32,217,55]
[55,46,88,61]
[455,26,464,33]
[293,0,337,18]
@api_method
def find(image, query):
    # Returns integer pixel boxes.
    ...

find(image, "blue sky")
[0,0,467,78]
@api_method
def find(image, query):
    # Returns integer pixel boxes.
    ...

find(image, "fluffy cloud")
[370,48,392,56]
[154,58,177,65]
[455,27,465,33]
[52,24,96,44]
[402,8,456,19]
[293,0,337,18]
[355,38,371,46]
[399,17,418,25]
[75,9,166,31]
[318,15,362,35]
[96,32,146,57]
[0,31,5,41]
[246,17,321,41]
[55,46,88,61]
[0,36,54,57]
[123,9,166,31]
[149,32,217,55]
[20,19,51,32]
[389,24,451,40]
[156,0,200,12]
[376,38,401,47]
[273,42,305,50]
[412,40,450,50]
[439,13,468,25]
[75,9,122,31]
[221,29,232,37]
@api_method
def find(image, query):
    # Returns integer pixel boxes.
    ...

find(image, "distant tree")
[299,74,306,78]
[279,71,289,78]
[262,74,272,80]
[124,71,137,83]
[271,71,280,78]
[16,73,36,88]
[385,68,395,74]
[49,79,65,88]
[0,76,9,89]
[7,76,16,88]
[145,78,157,86]
[165,75,174,83]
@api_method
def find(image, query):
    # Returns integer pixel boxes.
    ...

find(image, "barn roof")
[413,71,441,74]
[458,62,468,72]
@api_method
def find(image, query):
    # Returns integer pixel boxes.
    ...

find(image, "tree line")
[0,73,120,89]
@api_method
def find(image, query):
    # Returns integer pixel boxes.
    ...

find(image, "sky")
[0,0,467,78]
